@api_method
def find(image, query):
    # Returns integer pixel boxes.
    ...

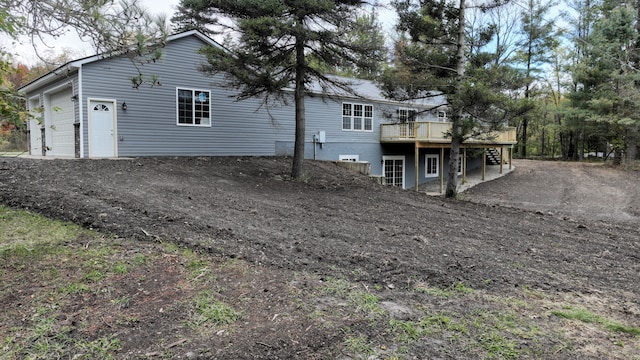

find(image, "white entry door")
[383,155,405,189]
[89,100,116,158]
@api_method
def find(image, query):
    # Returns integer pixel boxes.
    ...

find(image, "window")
[177,88,211,126]
[398,108,417,122]
[342,103,373,131]
[425,154,439,178]
[458,155,463,175]
[339,155,360,162]
[437,110,447,121]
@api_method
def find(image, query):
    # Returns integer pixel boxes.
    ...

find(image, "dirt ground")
[1,156,639,359]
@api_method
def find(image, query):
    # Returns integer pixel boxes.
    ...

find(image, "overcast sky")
[8,0,397,66]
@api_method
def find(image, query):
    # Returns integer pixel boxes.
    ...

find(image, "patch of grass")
[116,315,140,326]
[414,282,472,298]
[413,283,452,298]
[389,320,426,342]
[552,307,640,336]
[389,313,468,344]
[5,314,122,359]
[111,296,131,310]
[343,334,374,356]
[422,314,469,334]
[84,269,107,283]
[321,277,351,297]
[112,261,128,274]
[132,254,148,266]
[477,331,520,359]
[349,291,383,317]
[193,291,240,327]
[59,282,91,295]
[452,282,473,294]
[0,206,87,255]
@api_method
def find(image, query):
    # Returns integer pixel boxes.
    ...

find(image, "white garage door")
[28,98,41,155]
[47,89,75,157]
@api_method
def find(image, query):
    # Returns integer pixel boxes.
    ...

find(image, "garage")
[46,88,75,157]
[28,98,41,155]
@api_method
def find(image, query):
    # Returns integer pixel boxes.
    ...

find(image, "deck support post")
[500,146,504,174]
[415,143,419,192]
[482,149,486,180]
[439,147,444,194]
[462,148,467,182]
[509,146,513,169]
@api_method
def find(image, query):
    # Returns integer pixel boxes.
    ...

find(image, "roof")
[19,30,447,109]
[306,76,447,108]
[18,30,222,94]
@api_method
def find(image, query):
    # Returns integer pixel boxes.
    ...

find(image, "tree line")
[1,0,638,197]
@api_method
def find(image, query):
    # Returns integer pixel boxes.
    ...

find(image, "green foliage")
[182,0,385,178]
[386,0,527,197]
[343,334,375,356]
[192,0,385,98]
[193,291,240,326]
[566,1,640,162]
[552,307,640,336]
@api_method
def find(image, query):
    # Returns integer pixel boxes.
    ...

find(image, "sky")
[8,0,397,66]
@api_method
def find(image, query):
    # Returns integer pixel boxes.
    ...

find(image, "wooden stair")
[486,148,502,165]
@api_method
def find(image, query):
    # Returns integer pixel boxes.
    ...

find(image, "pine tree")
[569,0,640,163]
[384,0,526,197]
[179,0,386,179]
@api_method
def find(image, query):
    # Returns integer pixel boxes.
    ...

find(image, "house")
[19,30,516,191]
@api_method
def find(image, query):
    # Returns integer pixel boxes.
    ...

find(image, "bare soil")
[1,156,639,359]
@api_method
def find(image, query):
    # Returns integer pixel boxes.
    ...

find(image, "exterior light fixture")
[122,102,127,111]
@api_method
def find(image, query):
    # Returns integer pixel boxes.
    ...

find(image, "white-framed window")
[342,103,373,131]
[399,108,417,122]
[339,155,360,162]
[458,155,463,175]
[425,154,439,178]
[177,88,211,126]
[437,110,447,121]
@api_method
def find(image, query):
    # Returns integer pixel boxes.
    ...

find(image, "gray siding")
[81,36,296,158]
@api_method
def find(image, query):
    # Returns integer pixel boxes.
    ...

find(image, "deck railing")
[380,122,517,144]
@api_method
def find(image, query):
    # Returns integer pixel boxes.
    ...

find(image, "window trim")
[425,154,439,178]
[383,155,405,189]
[176,87,212,127]
[342,102,373,132]
[398,107,417,123]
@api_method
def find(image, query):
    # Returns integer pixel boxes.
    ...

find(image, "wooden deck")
[380,122,517,145]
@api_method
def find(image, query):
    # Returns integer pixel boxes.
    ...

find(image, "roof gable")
[18,30,224,93]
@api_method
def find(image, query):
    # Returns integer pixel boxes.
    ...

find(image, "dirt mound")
[1,156,639,359]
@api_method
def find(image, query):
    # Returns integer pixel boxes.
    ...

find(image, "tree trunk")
[541,127,546,157]
[624,126,639,164]
[521,116,528,158]
[445,0,466,198]
[291,22,306,179]
[446,127,462,197]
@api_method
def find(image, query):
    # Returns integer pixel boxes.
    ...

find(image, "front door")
[89,100,116,158]
[383,156,405,188]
